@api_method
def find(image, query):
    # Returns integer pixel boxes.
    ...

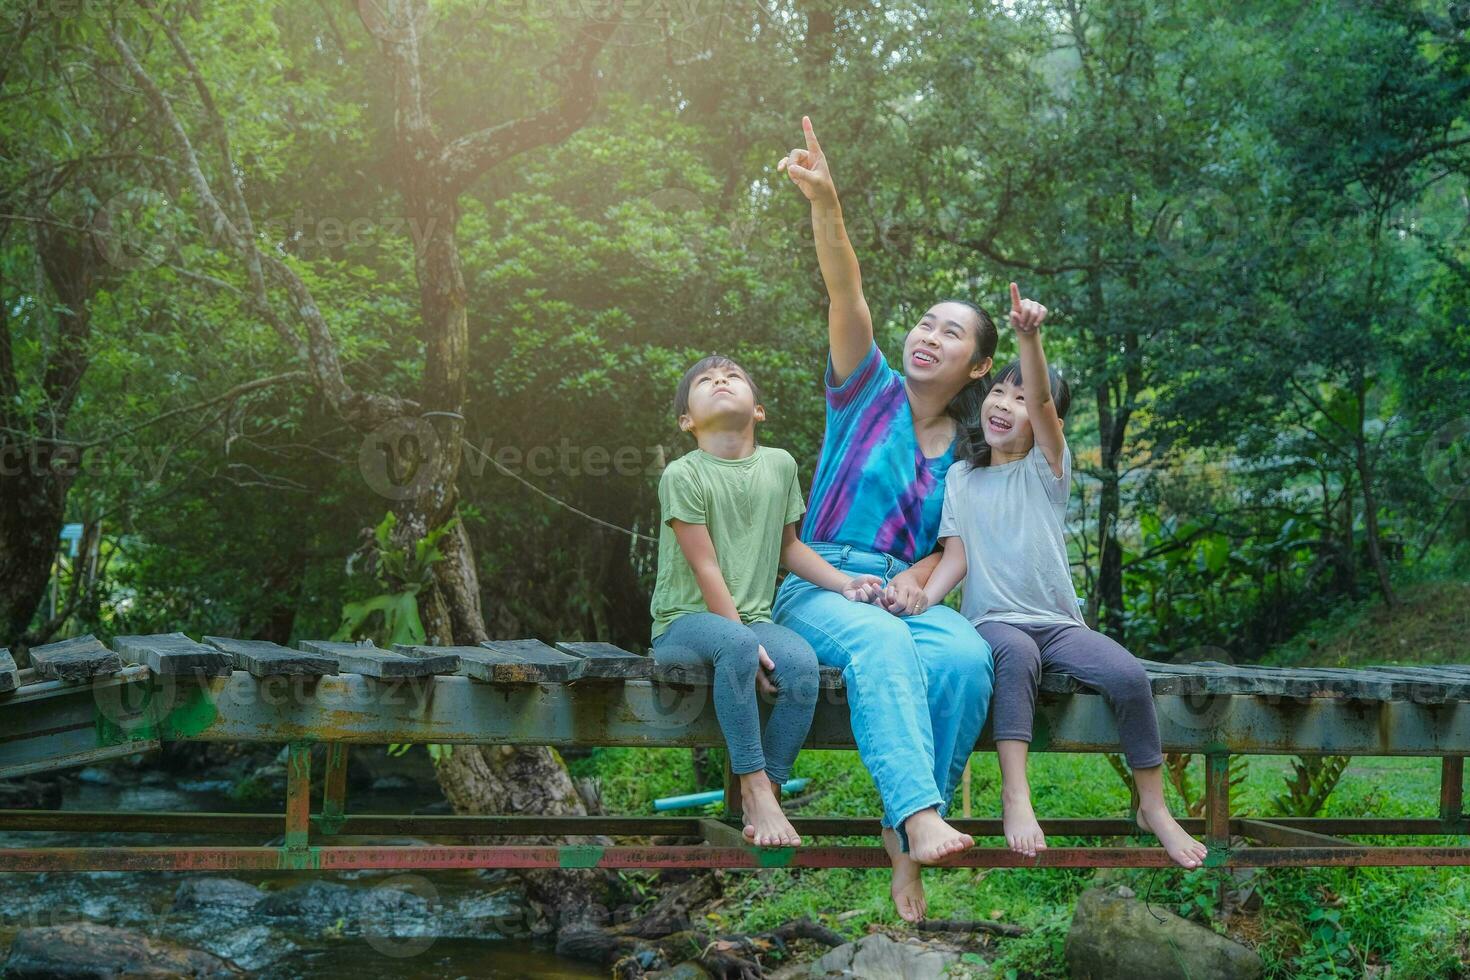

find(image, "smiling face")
[676,359,764,435]
[902,301,992,394]
[980,376,1034,455]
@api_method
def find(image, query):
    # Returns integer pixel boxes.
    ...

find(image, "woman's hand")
[777,116,837,205]
[879,575,931,617]
[1009,281,1049,336]
[841,573,885,603]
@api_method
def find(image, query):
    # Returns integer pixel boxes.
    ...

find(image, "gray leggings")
[978,620,1164,770]
[652,613,820,784]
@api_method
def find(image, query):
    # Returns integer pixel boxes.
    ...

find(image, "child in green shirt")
[651,355,883,847]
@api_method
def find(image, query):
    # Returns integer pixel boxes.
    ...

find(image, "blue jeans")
[773,542,994,851]
[652,613,819,785]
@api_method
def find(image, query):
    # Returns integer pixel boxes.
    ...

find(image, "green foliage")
[1273,756,1352,818]
[330,511,456,648]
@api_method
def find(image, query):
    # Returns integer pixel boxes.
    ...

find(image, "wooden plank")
[0,649,19,693]
[1358,666,1470,703]
[27,635,123,682]
[554,641,654,681]
[203,637,337,677]
[111,633,231,676]
[298,640,454,678]
[411,641,576,684]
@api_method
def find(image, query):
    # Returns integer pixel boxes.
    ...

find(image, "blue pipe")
[653,777,810,812]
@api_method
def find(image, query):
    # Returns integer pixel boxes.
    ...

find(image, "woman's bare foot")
[1136,804,1209,869]
[903,807,974,865]
[739,773,801,847]
[882,827,927,923]
[1002,787,1047,859]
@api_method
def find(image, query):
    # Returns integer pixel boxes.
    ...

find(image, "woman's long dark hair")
[962,358,1072,467]
[939,299,1000,463]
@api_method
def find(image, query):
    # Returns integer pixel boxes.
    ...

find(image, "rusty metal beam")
[1204,753,1231,851]
[1236,819,1355,848]
[1441,757,1465,828]
[283,741,311,850]
[41,672,1470,756]
[5,669,1470,781]
[320,743,348,835]
[0,844,1465,872]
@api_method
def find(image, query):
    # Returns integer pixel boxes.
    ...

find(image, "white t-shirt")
[937,442,1084,628]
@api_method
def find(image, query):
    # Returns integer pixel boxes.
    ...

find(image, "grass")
[579,567,1470,978]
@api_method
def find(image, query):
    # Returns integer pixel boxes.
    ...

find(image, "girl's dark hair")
[964,358,1072,467]
[937,299,1000,461]
[673,354,761,419]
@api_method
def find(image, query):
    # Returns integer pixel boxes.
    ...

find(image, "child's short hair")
[673,355,762,418]
[993,360,1072,420]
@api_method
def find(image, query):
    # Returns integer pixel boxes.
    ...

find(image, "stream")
[0,746,602,978]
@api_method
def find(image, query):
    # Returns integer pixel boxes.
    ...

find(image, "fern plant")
[1273,755,1351,816]
[331,511,456,647]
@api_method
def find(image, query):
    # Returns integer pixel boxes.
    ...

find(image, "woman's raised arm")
[778,116,873,383]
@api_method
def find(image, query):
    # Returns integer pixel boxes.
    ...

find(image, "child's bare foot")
[882,826,926,923]
[739,773,801,847]
[903,807,974,865]
[1002,788,1047,859]
[1136,804,1209,869]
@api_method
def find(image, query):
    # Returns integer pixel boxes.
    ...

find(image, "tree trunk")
[370,0,622,933]
[0,223,100,652]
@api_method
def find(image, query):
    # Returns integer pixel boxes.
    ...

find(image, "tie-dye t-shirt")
[800,340,959,563]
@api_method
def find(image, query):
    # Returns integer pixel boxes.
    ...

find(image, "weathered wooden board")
[203,637,336,677]
[0,649,16,693]
[406,640,578,684]
[112,633,232,676]
[554,641,653,681]
[27,635,123,682]
[298,640,456,677]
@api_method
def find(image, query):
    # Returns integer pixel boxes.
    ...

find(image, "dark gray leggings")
[978,620,1164,770]
[652,613,820,784]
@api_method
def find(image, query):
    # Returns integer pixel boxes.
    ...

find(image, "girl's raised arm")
[778,116,873,384]
[1010,282,1066,477]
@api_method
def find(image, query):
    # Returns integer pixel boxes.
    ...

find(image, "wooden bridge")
[0,632,1467,872]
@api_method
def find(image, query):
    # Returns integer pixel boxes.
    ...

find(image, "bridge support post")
[320,743,349,835]
[284,741,312,850]
[722,757,743,823]
[1440,757,1464,830]
[1204,753,1230,851]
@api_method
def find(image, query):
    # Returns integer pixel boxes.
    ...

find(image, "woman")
[774,117,996,922]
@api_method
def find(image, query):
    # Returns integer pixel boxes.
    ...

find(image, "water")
[0,748,601,978]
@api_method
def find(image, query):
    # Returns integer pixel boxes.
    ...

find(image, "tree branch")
[106,20,415,426]
[434,10,622,195]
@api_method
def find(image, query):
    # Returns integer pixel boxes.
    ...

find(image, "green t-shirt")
[649,445,807,643]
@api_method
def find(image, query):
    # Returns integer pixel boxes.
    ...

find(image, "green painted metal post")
[1204,753,1231,852]
[285,741,312,850]
[722,757,743,823]
[319,743,348,835]
[1440,757,1464,830]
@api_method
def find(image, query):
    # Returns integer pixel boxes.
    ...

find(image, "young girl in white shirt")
[923,283,1208,869]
